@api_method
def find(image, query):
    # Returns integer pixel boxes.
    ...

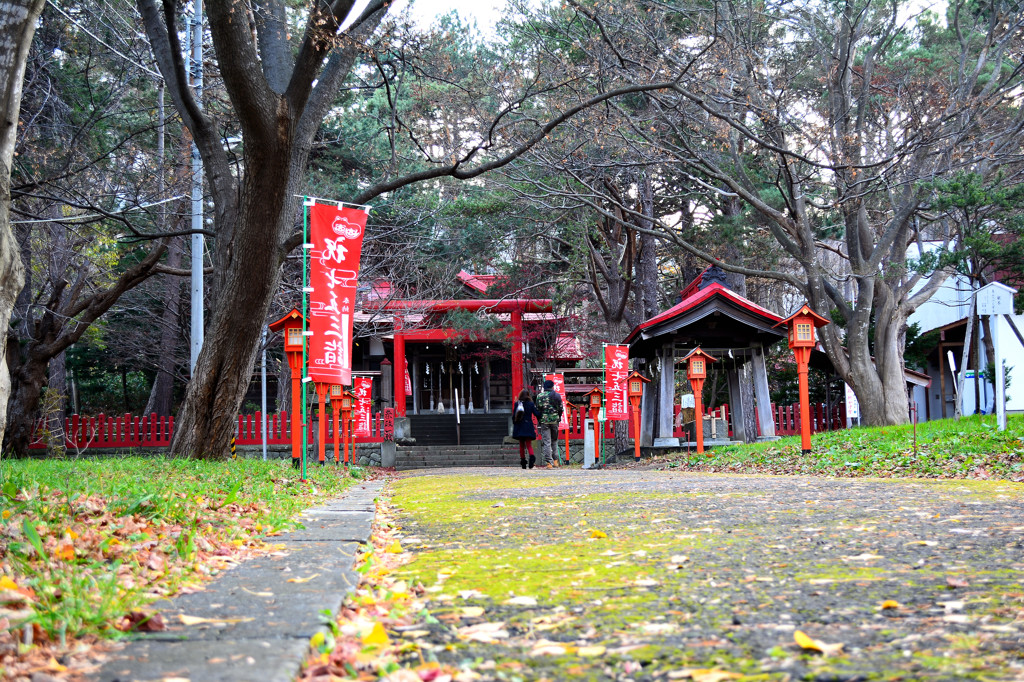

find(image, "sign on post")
[353,376,373,437]
[604,344,629,420]
[545,373,569,430]
[308,204,368,386]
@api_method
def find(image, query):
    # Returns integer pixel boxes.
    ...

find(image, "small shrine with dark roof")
[623,267,786,445]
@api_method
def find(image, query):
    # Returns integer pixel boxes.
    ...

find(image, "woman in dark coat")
[512,388,543,469]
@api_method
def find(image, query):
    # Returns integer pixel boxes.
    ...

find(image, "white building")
[908,270,1023,420]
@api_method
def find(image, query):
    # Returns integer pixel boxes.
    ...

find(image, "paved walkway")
[389,468,1024,681]
[92,480,383,682]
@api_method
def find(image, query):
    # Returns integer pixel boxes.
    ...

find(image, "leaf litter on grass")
[0,457,360,679]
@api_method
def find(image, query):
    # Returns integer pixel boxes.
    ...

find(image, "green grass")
[0,457,357,640]
[661,415,1024,479]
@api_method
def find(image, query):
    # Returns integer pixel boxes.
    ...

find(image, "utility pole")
[188,0,204,373]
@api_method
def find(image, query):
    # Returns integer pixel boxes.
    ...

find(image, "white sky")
[348,0,511,34]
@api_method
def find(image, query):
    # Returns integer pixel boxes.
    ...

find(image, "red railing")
[28,411,387,450]
[559,402,846,440]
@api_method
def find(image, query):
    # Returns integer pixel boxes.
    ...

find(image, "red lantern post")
[268,309,306,469]
[626,371,651,463]
[314,383,330,465]
[683,347,717,455]
[778,304,830,454]
[340,389,356,470]
[584,386,604,467]
[329,384,343,465]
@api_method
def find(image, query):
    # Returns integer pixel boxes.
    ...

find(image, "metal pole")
[189,0,204,373]
[301,198,310,482]
[261,326,267,461]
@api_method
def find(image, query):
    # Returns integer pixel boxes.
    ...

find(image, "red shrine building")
[347,272,579,439]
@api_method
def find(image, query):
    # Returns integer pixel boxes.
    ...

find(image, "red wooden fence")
[28,411,386,450]
[30,402,846,450]
[560,402,846,440]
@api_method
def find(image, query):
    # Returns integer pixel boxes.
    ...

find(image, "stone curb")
[90,480,385,682]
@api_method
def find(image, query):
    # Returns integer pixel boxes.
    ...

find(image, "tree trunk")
[0,0,46,454]
[144,239,184,416]
[168,154,293,458]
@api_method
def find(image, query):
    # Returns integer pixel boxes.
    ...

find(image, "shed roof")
[623,283,786,354]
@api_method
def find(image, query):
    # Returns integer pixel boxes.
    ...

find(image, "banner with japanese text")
[308,203,367,385]
[354,376,373,437]
[544,373,570,430]
[604,344,629,420]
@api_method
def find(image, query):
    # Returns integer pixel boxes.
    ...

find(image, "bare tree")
[0,0,46,452]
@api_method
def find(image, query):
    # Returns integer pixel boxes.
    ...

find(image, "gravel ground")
[386,468,1024,681]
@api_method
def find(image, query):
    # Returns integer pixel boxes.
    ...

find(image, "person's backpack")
[513,401,525,424]
[537,391,562,424]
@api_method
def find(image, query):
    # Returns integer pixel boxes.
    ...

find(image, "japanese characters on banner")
[405,368,413,397]
[544,373,570,430]
[353,377,373,437]
[604,344,630,420]
[308,203,368,386]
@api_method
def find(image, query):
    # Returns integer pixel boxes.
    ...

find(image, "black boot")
[521,457,527,469]
[528,455,536,469]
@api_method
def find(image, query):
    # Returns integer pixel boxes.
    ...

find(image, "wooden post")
[511,309,524,400]
[750,344,776,438]
[393,316,406,417]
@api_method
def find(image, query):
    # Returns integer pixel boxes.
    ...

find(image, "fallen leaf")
[576,645,606,657]
[529,639,568,656]
[287,573,321,583]
[386,541,403,554]
[458,589,484,599]
[946,575,970,589]
[589,530,608,539]
[633,579,660,587]
[362,621,391,647]
[668,669,745,681]
[179,614,254,626]
[504,596,538,606]
[841,553,883,561]
[880,600,900,610]
[457,621,509,643]
[461,606,485,617]
[793,630,843,656]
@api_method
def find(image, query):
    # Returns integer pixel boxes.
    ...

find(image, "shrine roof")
[457,270,504,294]
[624,282,785,350]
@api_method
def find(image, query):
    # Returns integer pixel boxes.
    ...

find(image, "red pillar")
[289,356,302,464]
[693,379,706,455]
[333,400,340,464]
[511,309,524,399]
[795,347,812,453]
[394,316,406,417]
[316,387,327,464]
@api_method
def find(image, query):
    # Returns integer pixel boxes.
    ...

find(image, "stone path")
[387,468,1024,681]
[91,480,383,682]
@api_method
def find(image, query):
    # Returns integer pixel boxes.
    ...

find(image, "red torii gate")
[371,299,553,416]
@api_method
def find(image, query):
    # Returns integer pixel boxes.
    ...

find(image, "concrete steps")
[396,444,525,470]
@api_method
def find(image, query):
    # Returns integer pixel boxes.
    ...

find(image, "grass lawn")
[0,457,358,652]
[656,415,1024,480]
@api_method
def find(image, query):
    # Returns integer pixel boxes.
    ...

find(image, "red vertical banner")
[604,344,629,420]
[353,376,373,437]
[308,204,368,385]
[545,373,569,430]
[404,368,413,397]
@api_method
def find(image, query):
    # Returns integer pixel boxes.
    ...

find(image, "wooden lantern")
[268,308,306,467]
[778,304,830,453]
[626,371,651,462]
[682,347,717,454]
